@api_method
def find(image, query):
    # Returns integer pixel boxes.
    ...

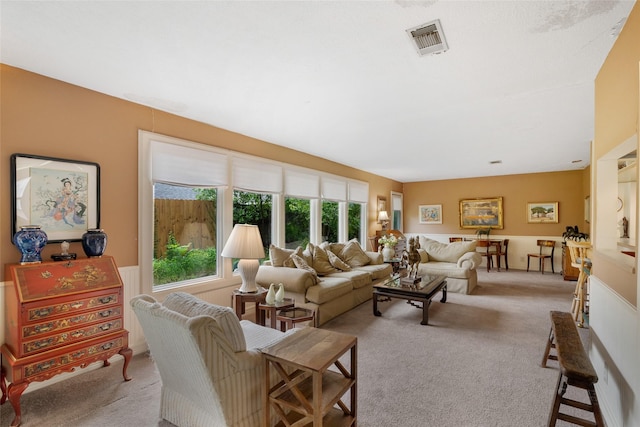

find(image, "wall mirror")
[390,192,403,232]
[617,149,636,247]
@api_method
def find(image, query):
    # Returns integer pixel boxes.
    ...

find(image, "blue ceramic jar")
[82,228,107,257]
[13,225,48,264]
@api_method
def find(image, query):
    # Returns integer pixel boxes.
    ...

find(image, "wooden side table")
[257,298,295,328]
[232,288,267,322]
[262,327,357,426]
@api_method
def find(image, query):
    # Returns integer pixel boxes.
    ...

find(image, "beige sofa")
[255,240,392,326]
[414,236,482,295]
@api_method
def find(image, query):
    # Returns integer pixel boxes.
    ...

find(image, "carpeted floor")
[1,269,593,426]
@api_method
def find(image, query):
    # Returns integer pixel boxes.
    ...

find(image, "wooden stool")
[276,307,315,331]
[543,311,604,427]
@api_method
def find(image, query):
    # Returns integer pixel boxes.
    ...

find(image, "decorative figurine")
[51,240,77,261]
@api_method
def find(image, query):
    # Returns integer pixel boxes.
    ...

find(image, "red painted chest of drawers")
[0,256,132,426]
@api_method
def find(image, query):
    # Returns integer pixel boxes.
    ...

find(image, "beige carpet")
[1,269,594,427]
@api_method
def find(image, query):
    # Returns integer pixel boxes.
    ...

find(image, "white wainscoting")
[589,275,640,427]
[404,234,565,273]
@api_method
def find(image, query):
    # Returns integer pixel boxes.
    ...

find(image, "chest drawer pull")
[98,296,115,304]
[98,309,113,317]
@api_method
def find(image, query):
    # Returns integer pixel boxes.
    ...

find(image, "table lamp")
[221,224,265,293]
[378,210,390,230]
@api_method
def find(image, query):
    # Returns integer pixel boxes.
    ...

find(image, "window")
[152,184,218,286]
[139,131,369,295]
[285,197,310,249]
[233,189,272,254]
[322,200,339,242]
[348,202,363,241]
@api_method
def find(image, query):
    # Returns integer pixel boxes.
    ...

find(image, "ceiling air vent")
[406,19,448,56]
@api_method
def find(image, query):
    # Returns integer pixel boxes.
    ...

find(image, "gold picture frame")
[459,197,503,229]
[527,201,558,223]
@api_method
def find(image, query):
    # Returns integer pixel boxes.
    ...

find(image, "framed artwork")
[459,197,503,229]
[527,201,558,224]
[419,204,442,224]
[11,153,100,243]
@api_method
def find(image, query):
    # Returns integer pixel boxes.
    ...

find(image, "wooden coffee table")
[373,274,447,325]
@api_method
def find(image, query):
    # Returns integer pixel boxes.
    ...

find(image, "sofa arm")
[365,251,383,265]
[256,265,315,295]
[457,252,482,269]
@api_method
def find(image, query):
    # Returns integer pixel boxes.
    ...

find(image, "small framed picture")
[419,204,442,224]
[527,201,558,224]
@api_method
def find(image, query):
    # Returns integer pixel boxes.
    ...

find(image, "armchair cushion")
[163,291,246,352]
[418,237,477,263]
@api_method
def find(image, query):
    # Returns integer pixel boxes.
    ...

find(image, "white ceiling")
[1,1,635,182]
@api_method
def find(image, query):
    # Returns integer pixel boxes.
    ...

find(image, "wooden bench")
[542,311,604,427]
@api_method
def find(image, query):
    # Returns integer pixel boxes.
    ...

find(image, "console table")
[0,256,132,426]
[262,327,357,426]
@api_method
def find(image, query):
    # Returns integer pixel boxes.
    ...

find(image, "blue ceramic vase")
[82,229,107,257]
[14,225,48,264]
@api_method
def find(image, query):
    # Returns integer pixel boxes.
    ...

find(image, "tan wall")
[594,1,640,304]
[403,170,587,236]
[0,65,401,278]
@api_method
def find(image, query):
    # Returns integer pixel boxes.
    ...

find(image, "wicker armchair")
[131,292,296,427]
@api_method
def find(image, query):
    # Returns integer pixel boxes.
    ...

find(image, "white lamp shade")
[378,210,390,222]
[221,224,265,259]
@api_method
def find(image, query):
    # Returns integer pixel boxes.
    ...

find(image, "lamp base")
[237,258,260,293]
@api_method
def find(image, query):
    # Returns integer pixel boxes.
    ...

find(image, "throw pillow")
[269,244,294,267]
[339,239,370,267]
[293,246,313,266]
[291,254,319,285]
[417,248,429,263]
[327,250,352,271]
[418,236,477,263]
[308,243,338,276]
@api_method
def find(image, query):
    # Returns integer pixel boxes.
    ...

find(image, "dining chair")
[526,239,556,274]
[493,239,509,270]
[476,240,497,272]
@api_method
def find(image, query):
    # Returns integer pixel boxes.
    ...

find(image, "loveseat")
[413,236,482,294]
[255,240,392,326]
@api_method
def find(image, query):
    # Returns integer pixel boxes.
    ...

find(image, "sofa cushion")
[305,277,353,304]
[327,250,351,271]
[339,239,371,267]
[418,261,474,279]
[163,292,246,352]
[327,270,371,289]
[269,244,295,267]
[291,254,319,285]
[308,243,339,276]
[353,263,393,281]
[418,237,477,263]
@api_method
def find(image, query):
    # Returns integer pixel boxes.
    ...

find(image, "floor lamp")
[221,224,265,293]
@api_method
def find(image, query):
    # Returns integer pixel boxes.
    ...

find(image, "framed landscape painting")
[527,201,558,223]
[419,204,442,224]
[459,197,503,229]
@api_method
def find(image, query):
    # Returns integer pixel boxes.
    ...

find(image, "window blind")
[348,181,369,203]
[150,140,228,187]
[284,169,320,198]
[321,176,347,201]
[232,157,283,193]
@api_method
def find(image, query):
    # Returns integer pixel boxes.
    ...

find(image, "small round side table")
[258,298,295,328]
[276,307,316,332]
